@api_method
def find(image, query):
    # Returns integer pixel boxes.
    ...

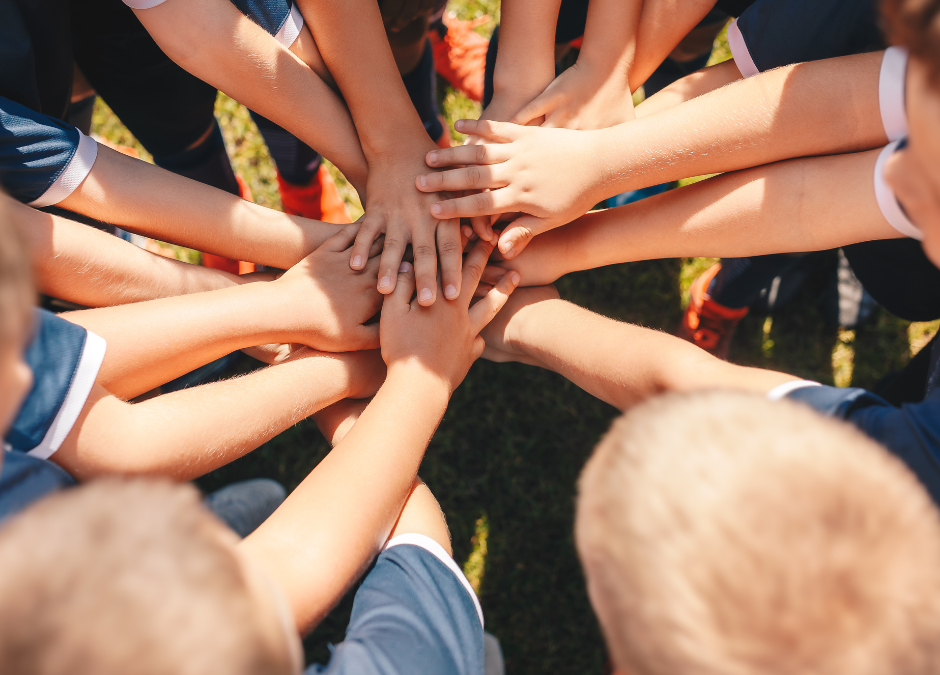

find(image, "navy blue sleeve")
[308,540,484,675]
[0,95,91,205]
[787,385,940,507]
[0,451,75,524]
[733,0,884,72]
[5,309,106,460]
[230,0,292,35]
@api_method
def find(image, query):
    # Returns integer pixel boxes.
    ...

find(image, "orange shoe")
[677,264,749,360]
[202,175,256,274]
[435,115,452,149]
[430,13,489,102]
[277,165,352,224]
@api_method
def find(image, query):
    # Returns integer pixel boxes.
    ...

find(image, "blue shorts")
[308,534,485,675]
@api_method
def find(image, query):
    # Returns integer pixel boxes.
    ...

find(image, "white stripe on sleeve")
[122,0,168,8]
[275,3,304,48]
[28,331,107,460]
[385,533,485,628]
[879,47,909,142]
[766,380,821,401]
[874,141,922,240]
[28,131,98,208]
[727,19,759,78]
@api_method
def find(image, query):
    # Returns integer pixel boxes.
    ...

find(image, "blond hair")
[0,479,293,675]
[576,391,940,675]
[0,192,34,344]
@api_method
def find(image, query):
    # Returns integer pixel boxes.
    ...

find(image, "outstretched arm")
[130,0,367,192]
[239,239,519,633]
[497,148,902,286]
[421,51,891,255]
[482,289,796,410]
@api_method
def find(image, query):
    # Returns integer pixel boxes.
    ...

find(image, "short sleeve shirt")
[307,534,484,675]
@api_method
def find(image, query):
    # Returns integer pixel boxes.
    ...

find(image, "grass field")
[91,6,938,672]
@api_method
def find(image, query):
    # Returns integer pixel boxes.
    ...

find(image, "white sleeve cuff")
[27,331,106,460]
[122,0,168,8]
[28,131,98,208]
[727,19,759,78]
[879,47,909,142]
[766,380,821,401]
[384,533,484,628]
[874,141,922,240]
[275,3,304,48]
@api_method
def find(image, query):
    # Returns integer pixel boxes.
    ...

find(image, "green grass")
[90,6,940,672]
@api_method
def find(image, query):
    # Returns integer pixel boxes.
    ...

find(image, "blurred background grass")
[90,4,938,672]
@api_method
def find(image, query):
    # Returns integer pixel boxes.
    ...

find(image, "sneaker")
[677,264,749,359]
[435,115,452,149]
[202,175,256,274]
[430,13,489,102]
[277,164,352,224]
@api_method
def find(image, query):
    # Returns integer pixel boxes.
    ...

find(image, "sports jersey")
[768,349,940,508]
[307,534,484,675]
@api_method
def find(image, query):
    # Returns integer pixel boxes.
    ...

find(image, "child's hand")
[418,119,605,258]
[274,224,383,352]
[348,149,462,306]
[380,238,520,393]
[479,285,560,365]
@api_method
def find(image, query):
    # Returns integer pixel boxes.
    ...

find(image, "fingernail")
[455,119,465,131]
[486,227,494,241]
[399,262,411,273]
[379,276,391,290]
[462,226,473,238]
[444,284,458,299]
[431,204,442,216]
[428,152,438,164]
[419,288,433,302]
[419,175,427,187]
[509,271,520,285]
[500,241,514,257]
[352,255,362,268]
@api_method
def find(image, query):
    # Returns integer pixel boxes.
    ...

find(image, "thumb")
[510,93,554,127]
[324,222,362,252]
[387,261,416,308]
[497,215,542,259]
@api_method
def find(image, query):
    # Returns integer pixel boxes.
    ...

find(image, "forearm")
[630,0,716,89]
[295,0,428,158]
[59,147,342,268]
[578,0,642,89]
[64,282,288,399]
[589,52,887,201]
[14,200,244,306]
[635,60,741,116]
[55,352,358,481]
[510,299,796,409]
[135,0,367,188]
[535,149,897,282]
[241,363,450,633]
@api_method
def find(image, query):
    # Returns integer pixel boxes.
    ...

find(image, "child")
[0,232,518,673]
[577,390,940,675]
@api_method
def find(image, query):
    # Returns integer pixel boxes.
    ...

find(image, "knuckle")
[472,193,489,211]
[413,244,435,259]
[465,261,486,280]
[468,166,482,187]
[438,239,461,255]
[474,144,486,163]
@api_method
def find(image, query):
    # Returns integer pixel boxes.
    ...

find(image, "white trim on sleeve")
[879,47,909,142]
[767,380,821,401]
[275,3,304,48]
[122,0,168,8]
[727,19,759,78]
[874,141,922,240]
[28,131,98,208]
[385,533,484,628]
[27,331,107,460]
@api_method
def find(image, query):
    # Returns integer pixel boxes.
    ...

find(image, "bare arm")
[58,147,344,269]
[500,149,902,286]
[131,0,368,192]
[482,290,796,410]
[635,59,742,116]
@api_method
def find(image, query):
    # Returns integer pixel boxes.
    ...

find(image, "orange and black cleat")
[276,164,352,225]
[431,13,489,103]
[677,264,749,360]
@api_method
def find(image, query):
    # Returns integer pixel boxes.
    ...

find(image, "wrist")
[386,359,454,401]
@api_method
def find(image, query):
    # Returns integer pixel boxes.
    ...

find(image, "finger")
[452,118,516,143]
[376,228,408,294]
[510,94,554,127]
[430,189,515,220]
[437,219,463,300]
[469,270,521,334]
[324,222,362,252]
[460,224,473,250]
[412,229,439,306]
[482,265,507,285]
[387,260,416,308]
[354,323,381,351]
[470,213,496,242]
[472,282,494,298]
[496,215,541,259]
[425,142,511,169]
[460,237,497,303]
[350,215,384,270]
[416,164,508,194]
[368,235,384,259]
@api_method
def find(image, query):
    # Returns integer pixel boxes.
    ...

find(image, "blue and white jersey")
[1,309,105,523]
[307,534,484,675]
[768,351,940,509]
[0,96,99,207]
[123,0,305,48]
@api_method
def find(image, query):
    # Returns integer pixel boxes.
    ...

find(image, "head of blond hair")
[0,479,294,675]
[576,390,940,675]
